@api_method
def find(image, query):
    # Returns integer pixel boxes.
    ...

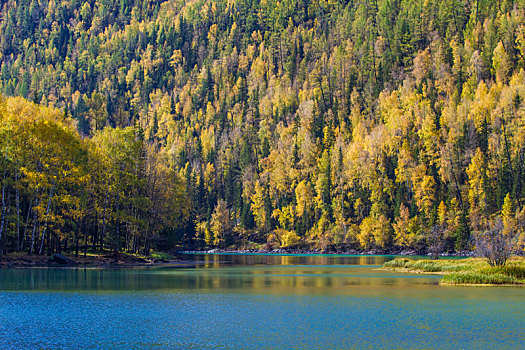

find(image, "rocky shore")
[180,248,476,257]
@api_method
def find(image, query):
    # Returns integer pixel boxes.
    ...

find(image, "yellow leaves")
[412,49,432,85]
[393,204,410,247]
[60,194,77,205]
[357,214,392,250]
[281,230,300,248]
[380,90,403,132]
[418,111,440,164]
[272,205,295,231]
[203,162,215,192]
[196,221,212,246]
[500,193,518,241]
[270,229,300,248]
[211,199,232,247]
[373,214,393,250]
[379,85,438,158]
[251,180,267,230]
[229,22,238,40]
[493,41,511,84]
[295,180,313,216]
[266,128,298,200]
[467,148,487,212]
[395,141,414,184]
[469,81,492,128]
[393,205,421,248]
[169,50,184,68]
[438,201,447,225]
[207,24,219,42]
[412,164,435,218]
[4,96,87,191]
[502,193,513,219]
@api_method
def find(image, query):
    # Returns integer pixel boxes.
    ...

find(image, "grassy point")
[382,257,525,286]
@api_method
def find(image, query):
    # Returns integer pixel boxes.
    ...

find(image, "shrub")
[476,219,517,267]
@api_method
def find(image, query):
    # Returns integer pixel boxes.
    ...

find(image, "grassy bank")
[382,257,525,285]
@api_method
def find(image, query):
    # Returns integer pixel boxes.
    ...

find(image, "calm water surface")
[0,254,524,349]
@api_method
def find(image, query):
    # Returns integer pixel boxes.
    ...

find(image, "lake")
[0,254,524,349]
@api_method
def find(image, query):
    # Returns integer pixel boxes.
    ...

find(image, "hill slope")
[1,0,525,253]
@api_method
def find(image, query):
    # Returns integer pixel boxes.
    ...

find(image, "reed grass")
[383,257,525,285]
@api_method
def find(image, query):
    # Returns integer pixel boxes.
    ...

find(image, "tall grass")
[383,258,477,272]
[383,257,525,285]
[442,271,519,285]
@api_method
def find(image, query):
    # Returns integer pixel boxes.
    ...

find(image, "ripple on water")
[0,254,523,349]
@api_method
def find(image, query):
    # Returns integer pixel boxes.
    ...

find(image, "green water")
[0,254,523,349]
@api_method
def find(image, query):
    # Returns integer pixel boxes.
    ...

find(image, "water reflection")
[1,254,524,349]
[0,254,440,293]
[193,253,394,268]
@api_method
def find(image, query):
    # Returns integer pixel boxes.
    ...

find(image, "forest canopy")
[0,96,188,255]
[1,0,525,254]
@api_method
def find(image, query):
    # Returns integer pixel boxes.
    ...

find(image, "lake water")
[0,254,524,349]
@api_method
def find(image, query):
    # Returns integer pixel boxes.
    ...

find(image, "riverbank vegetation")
[383,257,525,285]
[2,0,525,256]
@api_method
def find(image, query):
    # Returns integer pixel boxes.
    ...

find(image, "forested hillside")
[1,0,525,254]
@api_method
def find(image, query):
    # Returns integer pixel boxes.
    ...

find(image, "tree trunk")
[29,214,38,255]
[101,192,107,250]
[93,211,98,252]
[38,186,56,255]
[47,233,53,256]
[21,200,31,251]
[75,220,80,258]
[16,184,20,251]
[115,193,120,252]
[0,179,7,256]
[84,219,88,258]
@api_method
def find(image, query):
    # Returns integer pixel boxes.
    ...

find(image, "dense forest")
[1,0,525,255]
[0,96,188,256]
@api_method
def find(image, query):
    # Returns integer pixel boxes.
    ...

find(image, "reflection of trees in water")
[197,253,391,267]
[0,254,438,293]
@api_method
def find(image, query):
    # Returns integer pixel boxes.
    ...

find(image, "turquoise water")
[0,254,524,349]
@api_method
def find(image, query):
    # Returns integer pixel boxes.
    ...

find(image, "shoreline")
[3,252,524,288]
[179,248,475,257]
[0,249,478,268]
[0,252,188,268]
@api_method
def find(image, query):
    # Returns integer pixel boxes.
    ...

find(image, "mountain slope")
[1,0,525,253]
